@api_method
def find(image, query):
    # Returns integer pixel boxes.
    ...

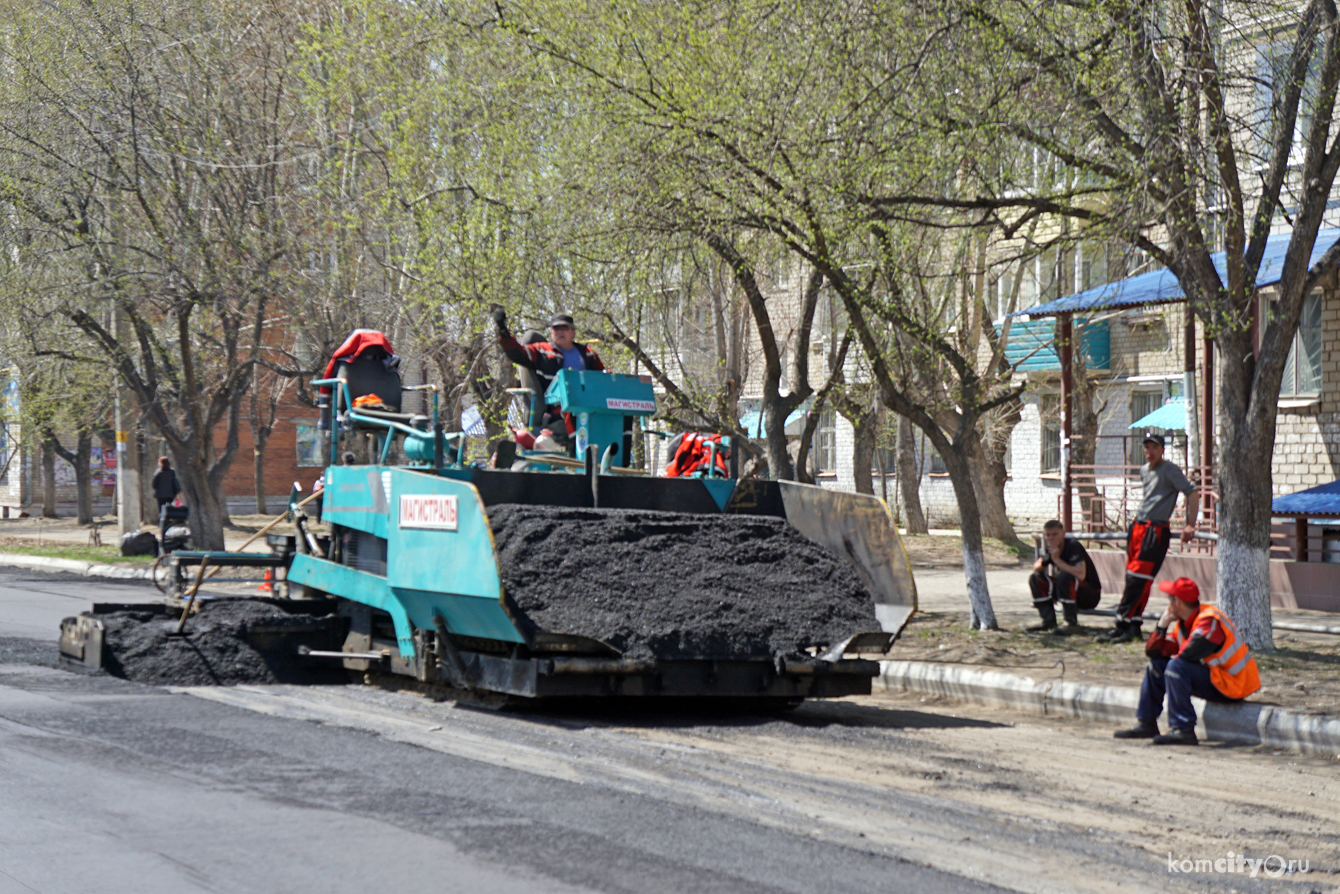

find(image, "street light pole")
[112,303,141,536]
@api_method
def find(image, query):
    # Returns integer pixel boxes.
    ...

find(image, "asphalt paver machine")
[65,332,918,702]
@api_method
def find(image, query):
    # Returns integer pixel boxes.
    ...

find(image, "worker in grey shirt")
[1096,433,1199,643]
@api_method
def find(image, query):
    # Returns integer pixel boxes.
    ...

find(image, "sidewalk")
[906,564,1340,757]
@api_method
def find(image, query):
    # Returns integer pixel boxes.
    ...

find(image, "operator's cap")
[1158,577,1200,603]
[1142,432,1165,447]
[548,314,575,328]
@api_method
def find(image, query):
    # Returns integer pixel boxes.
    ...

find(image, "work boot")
[1108,624,1143,645]
[1061,603,1080,626]
[1152,728,1199,746]
[1093,624,1124,642]
[1048,623,1083,637]
[1028,601,1058,633]
[1113,721,1160,739]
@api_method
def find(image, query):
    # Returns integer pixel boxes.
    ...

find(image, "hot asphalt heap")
[98,600,344,686]
[490,504,879,661]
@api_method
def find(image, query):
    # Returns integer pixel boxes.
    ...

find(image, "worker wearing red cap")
[1113,577,1260,745]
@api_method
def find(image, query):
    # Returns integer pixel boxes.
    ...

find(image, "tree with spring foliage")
[483,0,1045,627]
[0,0,343,549]
[930,0,1340,648]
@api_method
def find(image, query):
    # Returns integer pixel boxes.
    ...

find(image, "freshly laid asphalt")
[0,566,1008,894]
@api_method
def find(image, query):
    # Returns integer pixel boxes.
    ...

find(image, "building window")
[295,424,325,467]
[925,443,947,475]
[813,410,837,474]
[1129,391,1164,465]
[1281,289,1322,397]
[1040,394,1061,474]
[1256,41,1322,162]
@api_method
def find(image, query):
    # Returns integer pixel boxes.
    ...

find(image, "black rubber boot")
[1152,727,1198,746]
[1109,624,1143,644]
[1062,602,1079,626]
[1026,600,1058,633]
[1114,721,1160,739]
[1093,622,1126,642]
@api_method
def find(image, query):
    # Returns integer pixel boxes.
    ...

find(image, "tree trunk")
[1214,328,1275,650]
[896,416,927,534]
[939,444,998,630]
[177,456,228,551]
[966,434,1016,543]
[253,446,267,515]
[73,432,93,525]
[762,395,798,480]
[41,439,57,518]
[850,411,876,496]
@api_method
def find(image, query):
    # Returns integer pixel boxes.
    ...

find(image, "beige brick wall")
[1271,284,1340,495]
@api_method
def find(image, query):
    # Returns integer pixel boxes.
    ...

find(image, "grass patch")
[0,543,154,564]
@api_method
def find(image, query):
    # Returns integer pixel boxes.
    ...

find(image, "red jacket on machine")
[1145,603,1261,700]
[319,329,397,397]
[664,432,729,478]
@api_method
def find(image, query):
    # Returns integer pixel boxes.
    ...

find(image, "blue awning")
[1014,228,1340,318]
[1273,479,1340,517]
[1128,398,1186,431]
[738,407,808,438]
[999,318,1110,371]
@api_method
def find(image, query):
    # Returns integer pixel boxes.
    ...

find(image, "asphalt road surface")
[1,568,1336,894]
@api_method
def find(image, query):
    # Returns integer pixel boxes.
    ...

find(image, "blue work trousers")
[1137,656,1238,732]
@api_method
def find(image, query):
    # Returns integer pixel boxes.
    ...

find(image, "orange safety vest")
[1170,605,1261,700]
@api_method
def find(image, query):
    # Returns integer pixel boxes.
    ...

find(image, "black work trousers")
[1028,570,1101,626]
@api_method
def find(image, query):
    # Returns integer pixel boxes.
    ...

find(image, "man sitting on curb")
[1026,519,1101,634]
[1113,577,1261,746]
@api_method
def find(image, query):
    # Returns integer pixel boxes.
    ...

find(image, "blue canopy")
[1014,228,1340,318]
[1273,479,1340,517]
[1128,398,1186,431]
[738,407,808,438]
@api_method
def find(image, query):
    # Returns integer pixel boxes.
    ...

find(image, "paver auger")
[63,333,918,702]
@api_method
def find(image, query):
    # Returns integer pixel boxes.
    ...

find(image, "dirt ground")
[896,609,1340,716]
[899,532,1026,567]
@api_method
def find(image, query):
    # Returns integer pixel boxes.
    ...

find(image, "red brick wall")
[214,386,326,500]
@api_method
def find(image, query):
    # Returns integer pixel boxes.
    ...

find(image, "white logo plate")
[399,494,459,531]
[606,398,656,412]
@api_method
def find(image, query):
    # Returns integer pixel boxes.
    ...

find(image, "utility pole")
[113,303,141,536]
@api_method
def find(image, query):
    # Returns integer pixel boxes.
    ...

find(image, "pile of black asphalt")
[96,599,345,686]
[488,504,878,661]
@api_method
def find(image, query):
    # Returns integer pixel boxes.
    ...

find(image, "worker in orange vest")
[1113,577,1261,745]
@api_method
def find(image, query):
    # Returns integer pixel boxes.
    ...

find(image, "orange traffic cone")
[258,569,273,593]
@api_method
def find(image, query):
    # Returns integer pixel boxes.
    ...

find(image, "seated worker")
[491,308,605,437]
[1026,519,1101,633]
[1113,577,1260,746]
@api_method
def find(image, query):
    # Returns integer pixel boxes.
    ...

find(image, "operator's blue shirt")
[560,347,585,371]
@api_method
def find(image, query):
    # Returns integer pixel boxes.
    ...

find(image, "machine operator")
[491,308,606,438]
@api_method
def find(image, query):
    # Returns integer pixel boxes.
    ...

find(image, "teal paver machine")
[280,338,917,700]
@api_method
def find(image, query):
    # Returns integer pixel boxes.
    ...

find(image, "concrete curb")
[880,659,1340,759]
[0,552,153,581]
